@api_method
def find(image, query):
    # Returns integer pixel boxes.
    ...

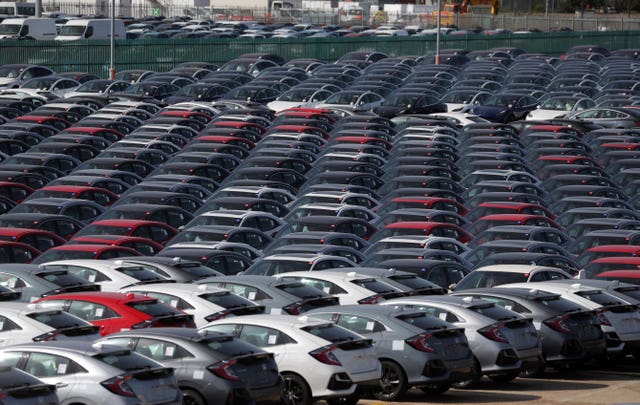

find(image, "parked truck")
[0,17,57,39]
[55,18,126,40]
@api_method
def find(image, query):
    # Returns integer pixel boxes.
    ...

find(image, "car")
[594,270,640,285]
[167,225,273,251]
[30,244,143,264]
[183,210,285,235]
[24,185,119,207]
[0,341,182,405]
[194,275,340,315]
[155,245,254,275]
[0,263,99,302]
[0,301,100,346]
[474,252,580,275]
[106,256,222,283]
[469,225,572,248]
[201,314,381,405]
[0,365,59,405]
[472,93,539,123]
[244,254,356,276]
[307,304,474,399]
[37,259,172,292]
[451,287,606,372]
[498,281,640,358]
[452,265,573,291]
[273,269,408,305]
[96,328,282,405]
[34,292,196,336]
[65,234,164,256]
[8,197,105,224]
[96,204,193,229]
[370,222,472,244]
[264,231,370,253]
[0,213,84,240]
[381,295,543,387]
[71,219,178,245]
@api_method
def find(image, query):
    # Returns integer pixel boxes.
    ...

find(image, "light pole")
[109,0,116,80]
[435,0,441,64]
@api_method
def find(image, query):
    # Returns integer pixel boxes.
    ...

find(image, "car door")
[15,351,83,403]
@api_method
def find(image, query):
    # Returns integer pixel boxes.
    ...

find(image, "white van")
[55,18,126,41]
[0,17,57,40]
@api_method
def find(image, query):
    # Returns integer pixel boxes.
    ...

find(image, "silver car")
[0,341,182,405]
[501,281,640,358]
[201,314,382,405]
[0,366,58,405]
[307,305,474,400]
[0,302,100,347]
[381,295,543,387]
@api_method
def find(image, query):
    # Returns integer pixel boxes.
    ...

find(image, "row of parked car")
[0,45,640,405]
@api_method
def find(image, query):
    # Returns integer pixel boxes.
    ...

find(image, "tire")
[452,357,481,389]
[182,389,205,405]
[281,373,312,405]
[489,372,520,383]
[372,360,407,401]
[506,114,516,123]
[326,393,360,405]
[419,383,450,395]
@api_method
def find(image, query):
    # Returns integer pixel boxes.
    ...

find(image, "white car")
[267,88,333,112]
[425,112,491,127]
[120,283,264,327]
[0,302,100,347]
[499,281,640,357]
[526,96,596,121]
[274,270,406,305]
[364,235,471,256]
[37,259,172,291]
[201,314,381,404]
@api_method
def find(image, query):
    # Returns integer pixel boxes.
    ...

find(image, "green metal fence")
[3,30,639,77]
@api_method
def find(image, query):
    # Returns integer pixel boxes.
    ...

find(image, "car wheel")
[452,357,481,389]
[419,383,450,395]
[281,373,312,405]
[506,114,516,123]
[326,393,360,405]
[372,360,407,401]
[488,371,520,383]
[182,389,205,405]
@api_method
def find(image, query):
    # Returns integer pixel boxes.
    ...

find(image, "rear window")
[469,303,520,321]
[350,278,397,294]
[37,271,90,288]
[127,300,183,316]
[535,295,584,313]
[615,286,640,301]
[455,271,527,290]
[575,290,625,306]
[396,312,450,330]
[389,275,439,290]
[204,334,259,355]
[302,323,362,342]
[118,266,167,282]
[27,310,88,328]
[94,350,159,371]
[277,282,326,299]
[199,291,254,308]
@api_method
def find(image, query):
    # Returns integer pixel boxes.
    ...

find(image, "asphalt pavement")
[338,356,640,405]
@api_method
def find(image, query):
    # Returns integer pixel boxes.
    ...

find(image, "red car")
[34,292,196,335]
[0,227,66,252]
[0,240,41,263]
[67,234,164,255]
[31,244,142,264]
[584,256,640,278]
[379,221,473,243]
[468,201,556,221]
[27,185,119,207]
[575,245,640,268]
[0,181,34,203]
[72,219,179,245]
[594,270,640,285]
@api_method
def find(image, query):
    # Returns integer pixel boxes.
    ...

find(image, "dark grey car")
[98,328,283,405]
[0,366,58,405]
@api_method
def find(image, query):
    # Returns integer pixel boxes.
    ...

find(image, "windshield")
[541,97,578,110]
[455,271,527,290]
[77,80,110,92]
[58,25,86,37]
[484,95,520,107]
[0,24,20,35]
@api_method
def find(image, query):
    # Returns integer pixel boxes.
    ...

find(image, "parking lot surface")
[354,358,640,405]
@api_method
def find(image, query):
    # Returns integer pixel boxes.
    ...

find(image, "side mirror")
[448,283,457,291]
